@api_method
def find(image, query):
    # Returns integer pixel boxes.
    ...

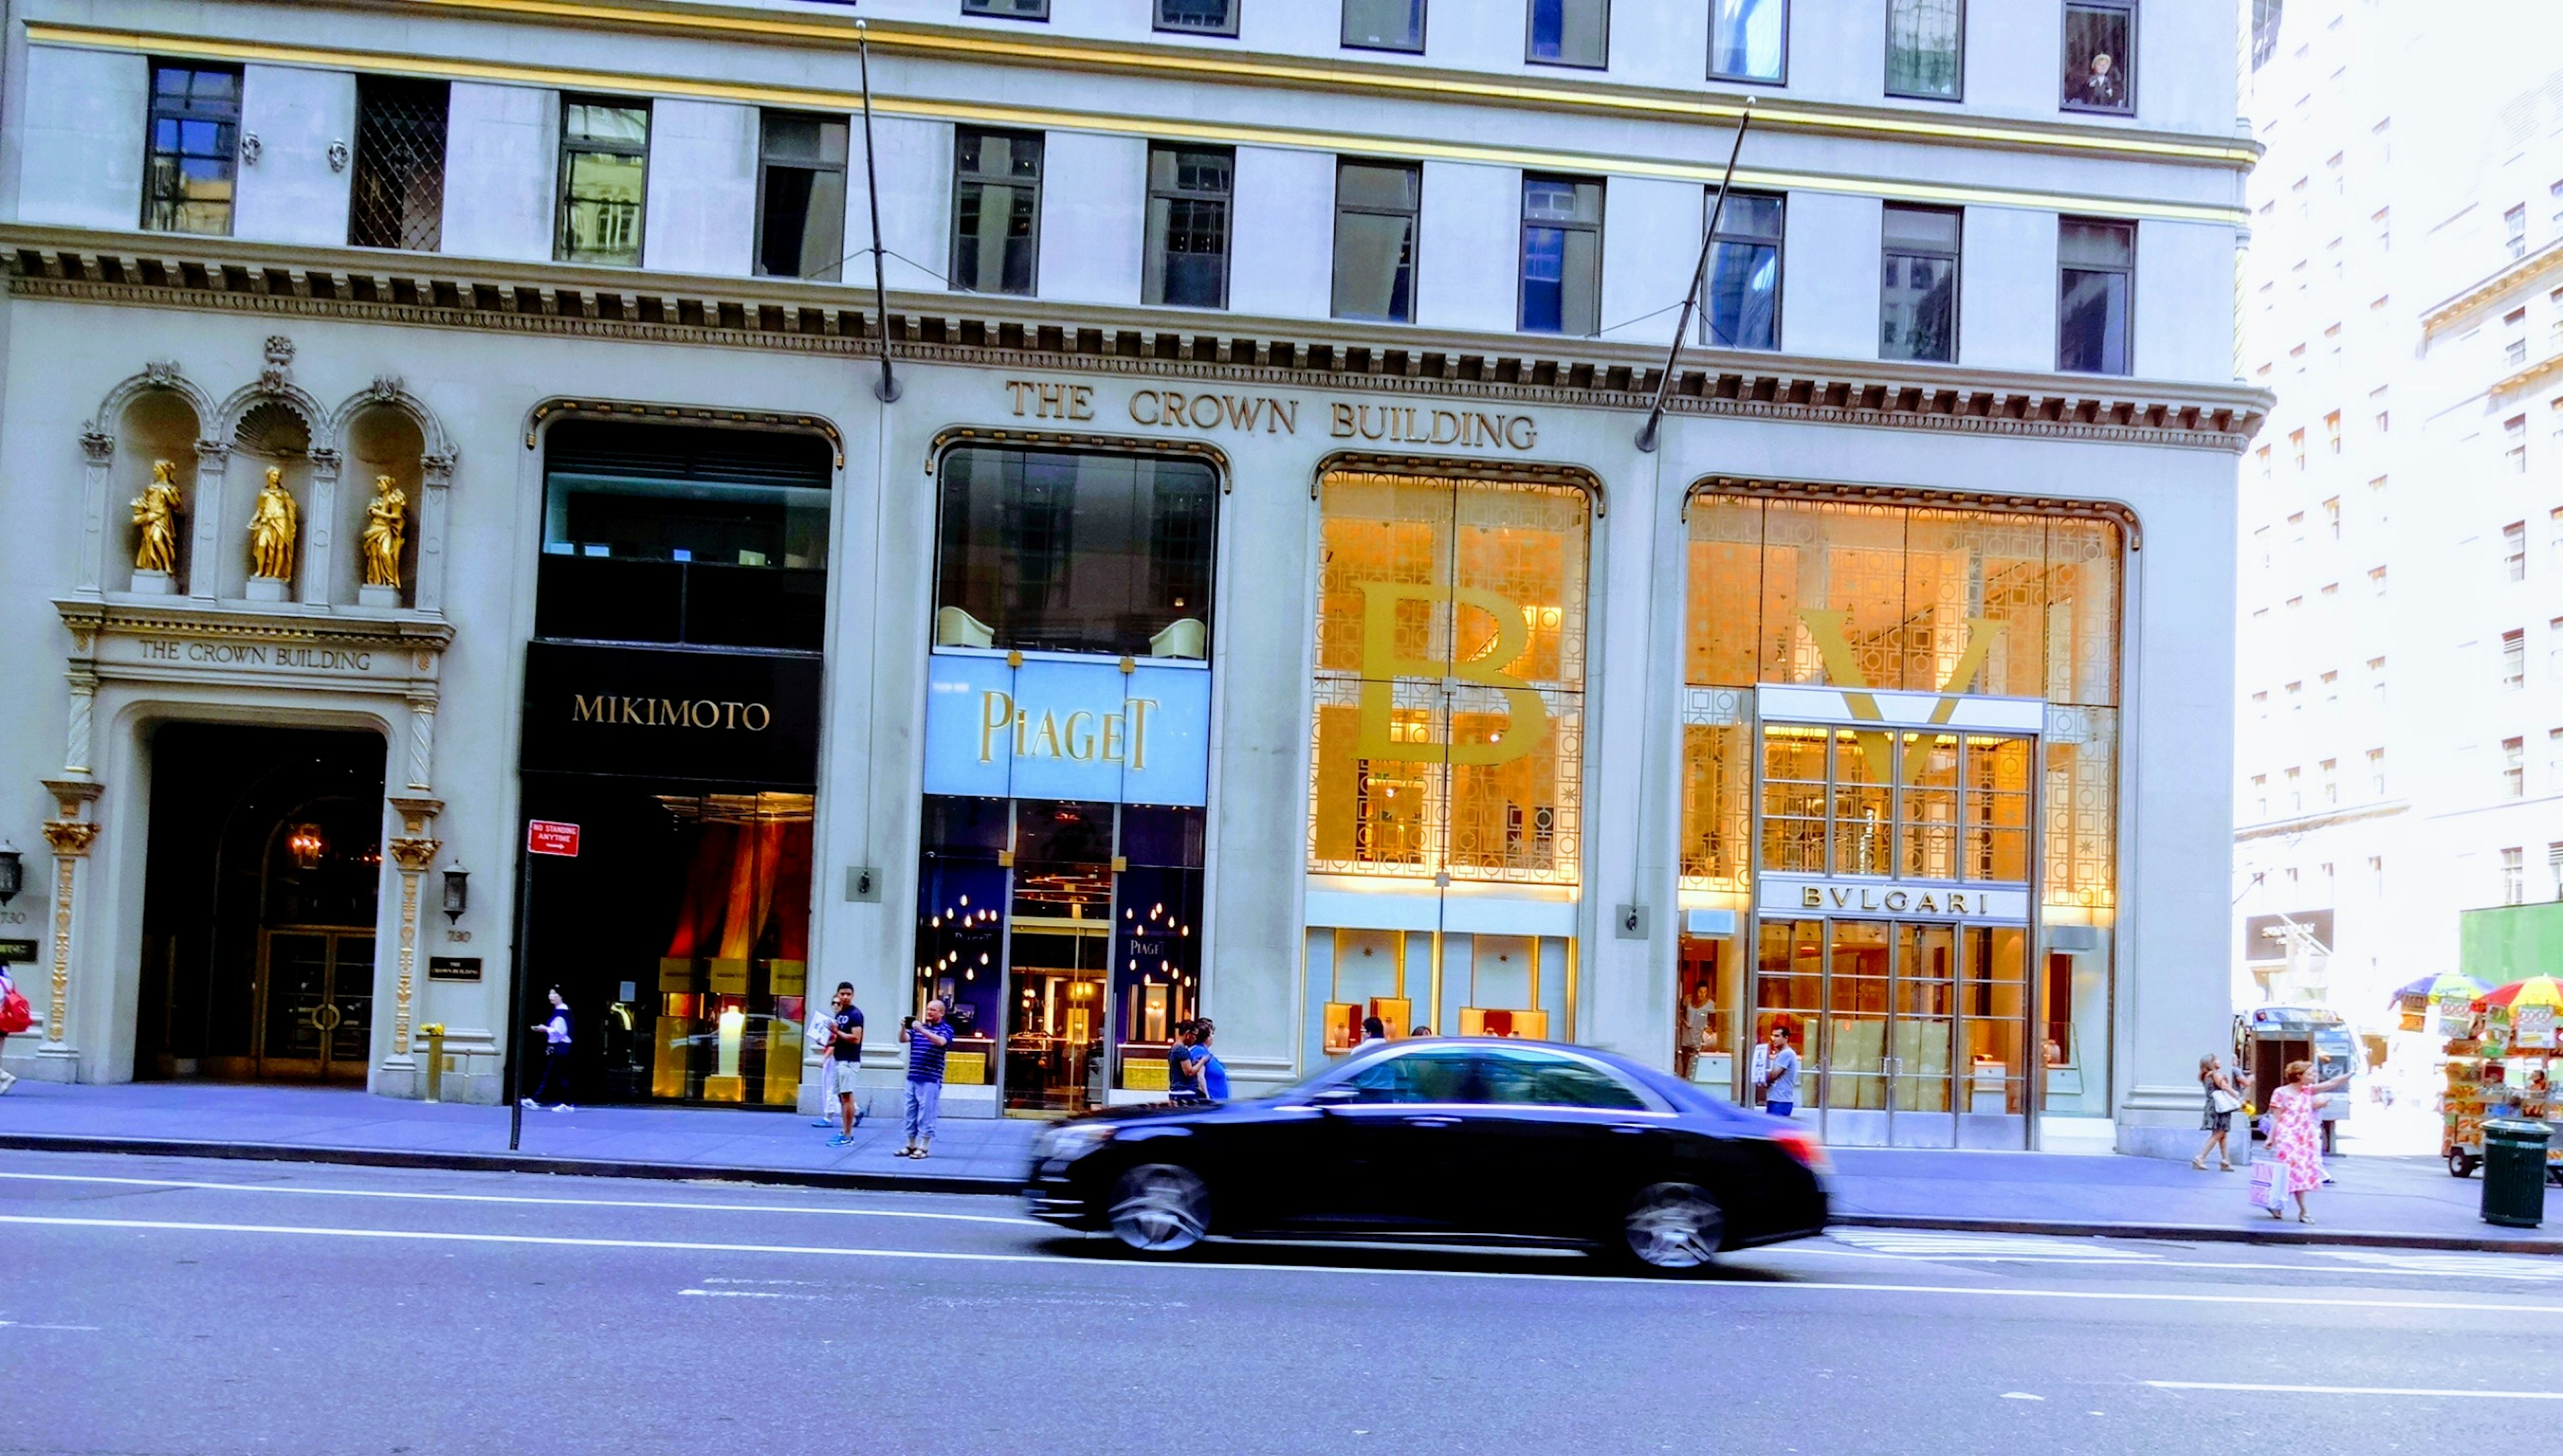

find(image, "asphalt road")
[1,1150,2556,1456]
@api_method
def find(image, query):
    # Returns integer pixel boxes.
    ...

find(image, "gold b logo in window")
[1354,581,1548,766]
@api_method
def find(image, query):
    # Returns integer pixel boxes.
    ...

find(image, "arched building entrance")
[135,724,386,1083]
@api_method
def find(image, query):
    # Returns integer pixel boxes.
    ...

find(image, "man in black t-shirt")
[825,982,865,1145]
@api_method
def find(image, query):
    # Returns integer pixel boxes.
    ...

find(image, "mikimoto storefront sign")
[924,651,1209,807]
[520,641,822,786]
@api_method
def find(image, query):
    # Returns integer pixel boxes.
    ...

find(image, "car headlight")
[1035,1123,1117,1161]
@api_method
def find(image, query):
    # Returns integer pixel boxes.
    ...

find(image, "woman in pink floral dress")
[2263,1058,2352,1222]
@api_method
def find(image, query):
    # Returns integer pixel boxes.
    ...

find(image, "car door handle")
[1611,1124,1651,1135]
[1404,1116,1460,1129]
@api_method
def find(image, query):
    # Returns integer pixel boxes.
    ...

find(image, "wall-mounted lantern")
[0,841,21,905]
[441,861,469,923]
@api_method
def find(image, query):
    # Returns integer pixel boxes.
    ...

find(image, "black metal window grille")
[348,77,449,252]
[143,63,240,236]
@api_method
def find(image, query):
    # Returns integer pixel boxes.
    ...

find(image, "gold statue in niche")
[361,474,408,589]
[131,459,184,574]
[247,466,299,581]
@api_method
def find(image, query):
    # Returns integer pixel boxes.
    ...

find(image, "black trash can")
[2480,1119,2552,1229]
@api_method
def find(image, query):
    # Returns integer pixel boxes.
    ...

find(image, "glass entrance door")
[256,930,373,1082]
[1753,916,2027,1148]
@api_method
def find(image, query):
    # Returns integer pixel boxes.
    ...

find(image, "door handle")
[1405,1116,1460,1128]
[1610,1124,1651,1135]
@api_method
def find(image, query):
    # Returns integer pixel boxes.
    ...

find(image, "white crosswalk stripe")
[1825,1228,2161,1260]
[2317,1250,2563,1281]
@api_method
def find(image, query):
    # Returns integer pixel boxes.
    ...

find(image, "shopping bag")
[0,984,30,1035]
[2248,1160,2287,1211]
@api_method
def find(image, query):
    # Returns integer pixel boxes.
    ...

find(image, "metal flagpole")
[1635,100,1753,454]
[856,21,900,404]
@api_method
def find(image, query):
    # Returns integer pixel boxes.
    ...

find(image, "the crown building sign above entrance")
[1004,379,1540,452]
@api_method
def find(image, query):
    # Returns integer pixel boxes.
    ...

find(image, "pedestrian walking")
[822,982,865,1145]
[2261,1058,2351,1223]
[900,998,955,1159]
[1165,1020,1199,1104]
[522,988,574,1112]
[1758,1024,1801,1119]
[2193,1052,2247,1171]
[0,963,30,1095]
[1183,1017,1231,1103]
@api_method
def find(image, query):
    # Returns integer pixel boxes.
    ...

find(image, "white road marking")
[0,1168,1043,1227]
[0,1320,101,1332]
[5,1210,2562,1312]
[2000,1393,2044,1401]
[1827,1230,2159,1260]
[2149,1381,2563,1400]
[678,1289,808,1299]
[2317,1250,2563,1281]
[1796,1241,2563,1281]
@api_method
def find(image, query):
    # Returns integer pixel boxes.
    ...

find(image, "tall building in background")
[2235,1,2563,1037]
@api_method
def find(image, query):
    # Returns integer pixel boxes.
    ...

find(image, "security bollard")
[423,1024,446,1103]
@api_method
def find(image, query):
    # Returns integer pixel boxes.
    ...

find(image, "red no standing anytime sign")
[525,820,581,857]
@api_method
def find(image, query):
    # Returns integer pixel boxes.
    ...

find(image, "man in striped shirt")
[900,999,955,1159]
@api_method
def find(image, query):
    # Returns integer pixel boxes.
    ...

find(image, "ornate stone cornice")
[55,597,455,653]
[3,224,2270,452]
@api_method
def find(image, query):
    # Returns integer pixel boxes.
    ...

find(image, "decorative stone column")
[384,795,444,1068]
[35,779,102,1073]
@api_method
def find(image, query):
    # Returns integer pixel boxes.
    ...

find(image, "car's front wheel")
[1615,1181,1725,1274]
[1107,1163,1211,1254]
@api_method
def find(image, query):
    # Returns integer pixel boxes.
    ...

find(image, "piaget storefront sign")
[925,651,1210,807]
[1003,378,1540,452]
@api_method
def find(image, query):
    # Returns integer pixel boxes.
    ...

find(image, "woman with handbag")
[2193,1052,2247,1170]
[0,964,29,1094]
[2262,1058,2352,1222]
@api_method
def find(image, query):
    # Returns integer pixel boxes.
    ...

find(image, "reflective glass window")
[557,99,648,266]
[1344,0,1426,51]
[2061,1,2134,113]
[1155,0,1240,35]
[1887,0,1963,99]
[952,129,1043,296]
[1703,192,1784,350]
[2058,218,2134,374]
[1520,175,1603,335]
[1334,161,1421,323]
[1474,1048,1647,1108]
[934,446,1217,657]
[1528,0,1609,67]
[1709,0,1787,82]
[1145,144,1233,309]
[756,111,849,282]
[146,64,240,236]
[1880,204,1960,363]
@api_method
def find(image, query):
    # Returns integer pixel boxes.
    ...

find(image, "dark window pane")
[1121,806,1207,867]
[1476,1050,1647,1108]
[2062,3,2132,111]
[1145,145,1232,308]
[758,164,846,280]
[2059,218,2134,267]
[953,130,1043,296]
[1017,800,1113,865]
[534,555,683,643]
[685,564,827,651]
[936,447,1219,657]
[922,795,1014,857]
[349,77,448,251]
[1710,0,1786,81]
[1887,0,1963,98]
[1528,0,1608,67]
[1155,0,1238,33]
[1881,253,1957,361]
[2058,268,2130,373]
[1338,1049,1478,1103]
[964,0,1051,14]
[1344,0,1426,51]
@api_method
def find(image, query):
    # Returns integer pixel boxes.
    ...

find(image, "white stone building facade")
[0,0,2259,1155]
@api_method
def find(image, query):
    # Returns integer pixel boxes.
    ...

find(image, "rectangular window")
[2507,522,2529,580]
[2367,747,2385,796]
[2324,410,2341,453]
[2504,629,2528,689]
[2061,1,2134,113]
[2504,847,2526,905]
[951,128,1043,296]
[348,76,449,252]
[144,63,242,236]
[1703,190,1785,350]
[2508,204,2530,259]
[1520,175,1604,335]
[2368,566,2387,595]
[2368,657,2386,705]
[1527,0,1609,67]
[934,445,1218,657]
[2284,765,2301,811]
[962,0,1049,17]
[1145,143,1234,309]
[2507,415,2529,472]
[2057,218,2134,374]
[2550,729,2563,789]
[2319,758,2337,805]
[1709,0,1787,83]
[1155,0,1239,35]
[1879,204,1960,362]
[556,97,648,266]
[1886,0,1964,99]
[2550,841,2563,900]
[1332,160,1420,323]
[2249,774,2267,818]
[1344,0,1426,51]
[2289,429,2305,470]
[755,111,849,282]
[2323,496,2341,538]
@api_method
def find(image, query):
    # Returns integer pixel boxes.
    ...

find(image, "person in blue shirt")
[901,999,955,1158]
[1183,1016,1230,1103]
[823,983,865,1146]
[1165,1020,1199,1104]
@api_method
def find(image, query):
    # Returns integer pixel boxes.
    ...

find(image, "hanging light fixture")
[441,861,470,923]
[287,823,326,870]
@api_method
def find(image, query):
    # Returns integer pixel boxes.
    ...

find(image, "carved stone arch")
[81,364,223,597]
[211,376,332,449]
[328,378,457,614]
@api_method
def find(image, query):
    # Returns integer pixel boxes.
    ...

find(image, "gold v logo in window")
[1798,609,2007,779]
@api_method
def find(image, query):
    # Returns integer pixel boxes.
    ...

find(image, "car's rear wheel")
[1615,1182,1725,1274]
[1107,1163,1210,1254]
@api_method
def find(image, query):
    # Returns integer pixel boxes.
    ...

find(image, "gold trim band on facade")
[23,23,2247,227]
[926,426,1232,490]
[392,0,2259,169]
[524,397,845,466]
[1683,476,2143,551]
[1314,450,1607,518]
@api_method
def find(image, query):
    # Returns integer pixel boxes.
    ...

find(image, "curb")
[0,1132,1021,1198]
[6,1132,2558,1256]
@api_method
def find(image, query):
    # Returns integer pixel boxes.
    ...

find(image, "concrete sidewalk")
[2,1080,2554,1252]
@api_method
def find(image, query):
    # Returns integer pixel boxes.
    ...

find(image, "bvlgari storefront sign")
[924,651,1209,807]
[1762,876,2031,924]
[521,641,821,786]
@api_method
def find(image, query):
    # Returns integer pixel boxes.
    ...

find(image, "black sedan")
[1025,1038,1829,1273]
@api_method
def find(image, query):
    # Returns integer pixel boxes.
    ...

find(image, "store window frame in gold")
[1307,468,1594,887]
